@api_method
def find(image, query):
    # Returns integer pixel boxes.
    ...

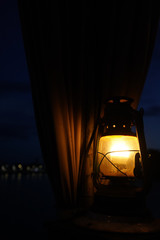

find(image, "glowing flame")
[109,137,130,158]
[98,135,140,177]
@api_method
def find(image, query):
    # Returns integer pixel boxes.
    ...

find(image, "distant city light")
[18,164,23,169]
[0,163,46,174]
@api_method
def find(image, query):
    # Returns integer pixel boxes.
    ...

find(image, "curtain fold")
[18,0,159,209]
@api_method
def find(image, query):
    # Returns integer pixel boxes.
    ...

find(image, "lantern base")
[91,188,148,217]
[73,188,160,235]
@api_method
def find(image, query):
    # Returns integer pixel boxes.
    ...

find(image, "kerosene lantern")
[93,97,150,216]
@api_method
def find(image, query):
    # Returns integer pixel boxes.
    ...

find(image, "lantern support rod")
[97,151,128,177]
[97,149,140,178]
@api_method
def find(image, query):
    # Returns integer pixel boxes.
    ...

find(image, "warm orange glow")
[97,135,140,177]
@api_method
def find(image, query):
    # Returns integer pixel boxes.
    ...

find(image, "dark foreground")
[0,173,56,239]
[0,173,160,239]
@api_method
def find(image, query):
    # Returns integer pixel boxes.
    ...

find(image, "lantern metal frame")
[73,97,160,234]
[91,97,151,216]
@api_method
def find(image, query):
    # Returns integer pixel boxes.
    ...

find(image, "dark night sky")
[0,0,42,164]
[0,0,160,164]
[139,22,160,151]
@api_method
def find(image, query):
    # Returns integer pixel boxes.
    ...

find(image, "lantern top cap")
[105,96,133,105]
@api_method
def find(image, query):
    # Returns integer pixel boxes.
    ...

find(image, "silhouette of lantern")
[75,98,159,232]
[93,97,149,216]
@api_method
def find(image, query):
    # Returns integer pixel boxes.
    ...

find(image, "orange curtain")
[18,1,159,210]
